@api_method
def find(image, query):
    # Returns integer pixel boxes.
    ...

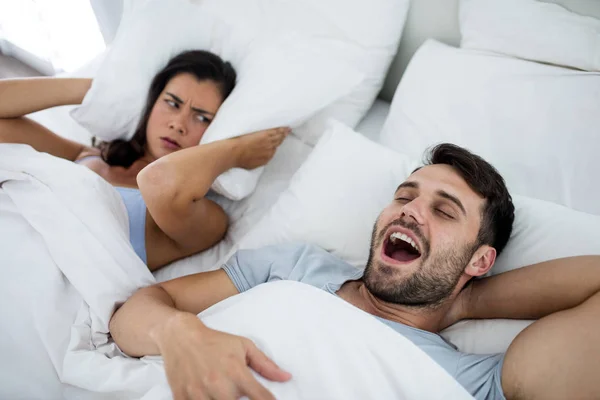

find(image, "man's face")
[364,164,486,308]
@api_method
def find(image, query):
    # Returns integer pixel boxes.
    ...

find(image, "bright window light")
[0,0,106,73]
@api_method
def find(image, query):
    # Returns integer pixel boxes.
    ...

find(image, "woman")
[0,50,289,271]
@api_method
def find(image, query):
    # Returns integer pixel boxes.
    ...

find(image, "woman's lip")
[160,137,181,149]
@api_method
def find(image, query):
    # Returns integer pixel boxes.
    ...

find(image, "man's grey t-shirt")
[222,243,505,400]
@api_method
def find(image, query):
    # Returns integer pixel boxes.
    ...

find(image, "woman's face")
[145,73,224,159]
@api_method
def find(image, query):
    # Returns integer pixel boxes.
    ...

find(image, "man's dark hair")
[423,143,515,255]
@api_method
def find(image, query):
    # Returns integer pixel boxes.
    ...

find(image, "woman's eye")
[195,114,211,124]
[165,99,178,108]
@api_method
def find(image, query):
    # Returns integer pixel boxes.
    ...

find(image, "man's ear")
[465,245,496,278]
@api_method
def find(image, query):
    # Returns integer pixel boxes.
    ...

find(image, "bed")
[2,0,600,399]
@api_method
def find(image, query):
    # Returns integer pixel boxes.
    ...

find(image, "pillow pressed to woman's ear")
[70,0,364,200]
[199,0,410,145]
[238,119,600,354]
[197,34,363,200]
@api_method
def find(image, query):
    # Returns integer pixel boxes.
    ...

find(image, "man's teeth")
[390,232,420,253]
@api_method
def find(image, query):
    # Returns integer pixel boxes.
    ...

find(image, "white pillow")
[239,120,419,267]
[238,121,600,354]
[200,0,410,145]
[460,0,600,71]
[70,0,364,200]
[200,34,365,200]
[380,39,600,215]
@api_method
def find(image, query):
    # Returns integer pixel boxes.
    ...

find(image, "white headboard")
[90,0,600,102]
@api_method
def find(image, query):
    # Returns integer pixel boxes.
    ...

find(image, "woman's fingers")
[234,126,291,169]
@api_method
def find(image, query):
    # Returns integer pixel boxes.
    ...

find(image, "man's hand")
[154,312,292,400]
[439,281,474,331]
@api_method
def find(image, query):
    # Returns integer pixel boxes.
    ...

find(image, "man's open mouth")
[382,230,422,264]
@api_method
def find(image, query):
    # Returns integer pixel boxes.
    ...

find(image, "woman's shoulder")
[73,146,112,179]
[74,146,101,162]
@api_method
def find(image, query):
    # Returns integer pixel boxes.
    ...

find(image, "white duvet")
[0,143,472,399]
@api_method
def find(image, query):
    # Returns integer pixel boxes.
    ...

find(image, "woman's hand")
[155,313,292,400]
[233,127,290,170]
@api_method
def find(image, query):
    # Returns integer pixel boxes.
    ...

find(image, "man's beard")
[363,218,477,309]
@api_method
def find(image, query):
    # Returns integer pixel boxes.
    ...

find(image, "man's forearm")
[466,256,600,320]
[109,285,200,357]
[110,270,239,357]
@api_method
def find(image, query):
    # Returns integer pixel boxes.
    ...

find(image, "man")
[110,143,600,400]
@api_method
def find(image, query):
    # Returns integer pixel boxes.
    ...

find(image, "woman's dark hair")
[99,50,236,167]
[423,143,515,256]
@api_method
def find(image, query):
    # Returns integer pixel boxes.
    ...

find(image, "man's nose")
[400,199,425,225]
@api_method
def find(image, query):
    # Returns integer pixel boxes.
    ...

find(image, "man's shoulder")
[228,242,360,290]
[234,242,335,264]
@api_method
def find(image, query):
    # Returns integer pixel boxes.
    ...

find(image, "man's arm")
[111,242,307,355]
[110,268,290,400]
[109,270,238,356]
[110,244,312,400]
[463,255,600,321]
[455,256,600,399]
[467,255,600,399]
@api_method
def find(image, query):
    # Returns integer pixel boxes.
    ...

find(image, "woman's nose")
[169,120,186,135]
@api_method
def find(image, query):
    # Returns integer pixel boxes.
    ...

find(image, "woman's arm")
[464,255,600,320]
[0,77,91,118]
[0,78,92,161]
[137,128,288,252]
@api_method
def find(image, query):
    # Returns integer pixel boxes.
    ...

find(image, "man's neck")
[336,281,452,333]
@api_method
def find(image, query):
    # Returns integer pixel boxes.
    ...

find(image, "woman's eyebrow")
[165,92,183,104]
[165,92,215,116]
[191,107,215,116]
